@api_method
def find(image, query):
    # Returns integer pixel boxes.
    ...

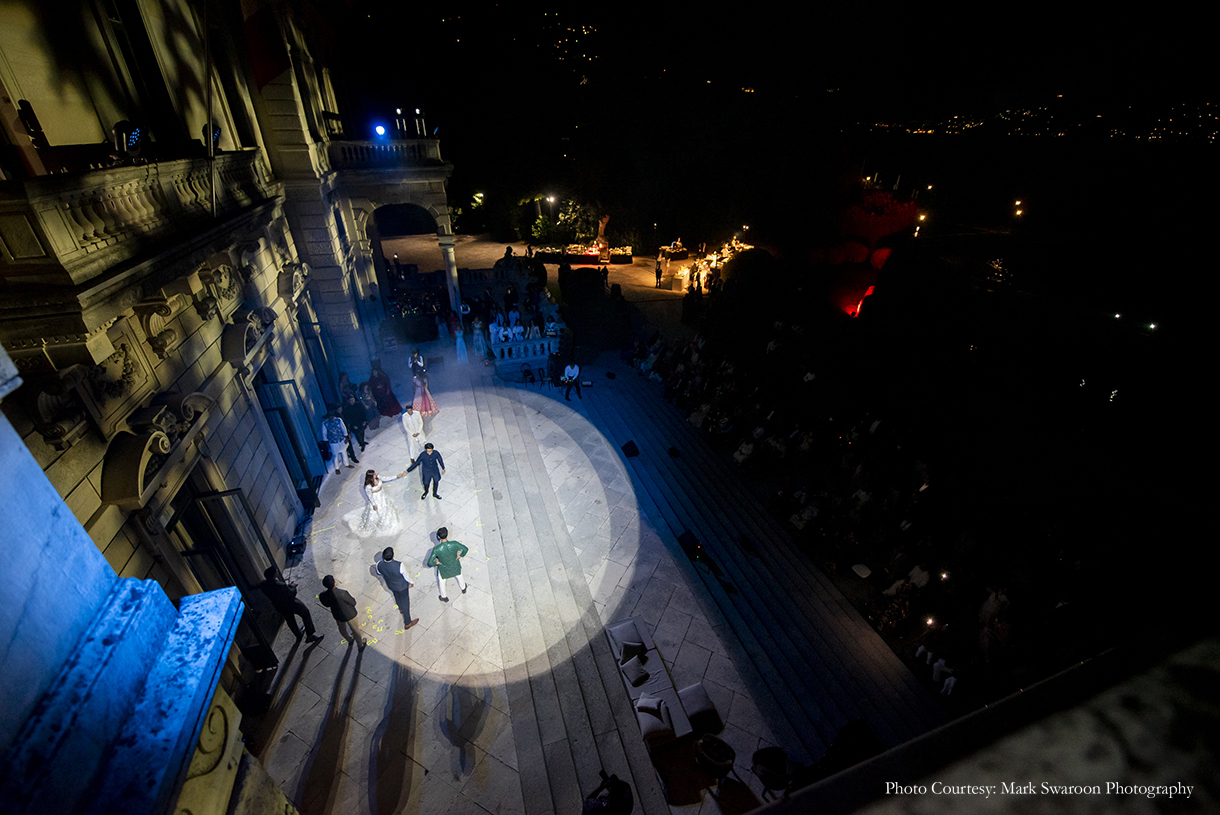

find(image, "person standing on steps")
[377,547,419,629]
[563,359,582,401]
[402,442,444,500]
[320,408,354,475]
[342,394,368,456]
[257,567,324,644]
[400,404,425,464]
[431,527,468,602]
[318,575,366,650]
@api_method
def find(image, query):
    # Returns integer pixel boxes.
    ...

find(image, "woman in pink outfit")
[412,374,439,418]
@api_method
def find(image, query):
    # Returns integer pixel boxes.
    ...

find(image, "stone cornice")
[0,198,282,343]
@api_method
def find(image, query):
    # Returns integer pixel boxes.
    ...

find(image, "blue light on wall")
[374,124,386,137]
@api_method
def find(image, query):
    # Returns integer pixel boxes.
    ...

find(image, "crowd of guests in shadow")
[463,251,562,357]
[619,314,1089,709]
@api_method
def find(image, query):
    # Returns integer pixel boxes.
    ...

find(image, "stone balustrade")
[489,335,560,378]
[0,149,277,287]
[325,139,444,170]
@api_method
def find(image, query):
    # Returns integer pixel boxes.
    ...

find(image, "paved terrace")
[251,313,944,815]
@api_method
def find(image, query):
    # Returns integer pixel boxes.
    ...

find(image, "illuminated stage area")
[252,338,944,815]
[255,344,765,815]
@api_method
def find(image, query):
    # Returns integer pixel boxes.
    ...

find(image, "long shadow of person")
[367,660,419,815]
[247,636,322,758]
[437,681,492,779]
[296,644,363,815]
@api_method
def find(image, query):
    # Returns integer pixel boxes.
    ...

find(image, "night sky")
[342,5,1211,122]
[322,3,1210,636]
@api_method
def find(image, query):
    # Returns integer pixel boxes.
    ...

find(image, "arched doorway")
[372,203,449,347]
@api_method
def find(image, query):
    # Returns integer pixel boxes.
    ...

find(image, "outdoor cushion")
[620,640,646,666]
[635,694,663,716]
[621,656,650,687]
[606,620,642,658]
[635,698,674,746]
[679,682,724,736]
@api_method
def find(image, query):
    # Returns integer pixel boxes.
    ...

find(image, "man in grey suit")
[377,547,419,629]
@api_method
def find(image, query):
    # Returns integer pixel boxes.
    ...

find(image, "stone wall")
[1,219,327,601]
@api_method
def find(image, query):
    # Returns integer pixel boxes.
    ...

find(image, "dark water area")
[712,134,1209,631]
[842,135,1210,329]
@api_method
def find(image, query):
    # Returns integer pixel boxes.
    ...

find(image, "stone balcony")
[324,138,445,171]
[0,149,279,289]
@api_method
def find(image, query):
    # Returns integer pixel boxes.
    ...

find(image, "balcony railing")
[325,139,444,171]
[0,149,278,287]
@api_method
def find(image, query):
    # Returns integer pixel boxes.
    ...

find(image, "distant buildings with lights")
[868,99,1217,141]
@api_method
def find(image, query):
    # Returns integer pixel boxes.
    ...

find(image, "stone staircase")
[451,355,946,815]
[456,370,670,815]
[568,360,948,757]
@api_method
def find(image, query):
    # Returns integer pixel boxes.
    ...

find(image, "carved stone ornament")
[234,239,263,275]
[278,261,309,304]
[101,390,214,509]
[219,309,275,377]
[134,294,190,359]
[28,365,92,450]
[171,687,243,815]
[2,317,118,375]
[199,264,242,322]
[193,293,218,322]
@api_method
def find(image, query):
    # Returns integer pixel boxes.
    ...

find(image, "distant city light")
[1149,323,1157,329]
[1015,200,1022,205]
[1114,313,1121,318]
[1015,209,1023,215]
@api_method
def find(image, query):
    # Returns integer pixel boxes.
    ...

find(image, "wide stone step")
[589,375,890,722]
[582,363,944,747]
[489,380,671,815]
[461,374,667,814]
[608,367,946,736]
[574,376,836,759]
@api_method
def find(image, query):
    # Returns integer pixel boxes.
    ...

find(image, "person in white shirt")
[401,405,425,464]
[563,361,581,401]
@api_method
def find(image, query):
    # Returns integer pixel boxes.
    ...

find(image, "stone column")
[436,213,462,326]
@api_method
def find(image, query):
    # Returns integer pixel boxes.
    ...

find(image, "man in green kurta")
[432,526,469,601]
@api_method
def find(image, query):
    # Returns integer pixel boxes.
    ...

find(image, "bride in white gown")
[345,469,404,537]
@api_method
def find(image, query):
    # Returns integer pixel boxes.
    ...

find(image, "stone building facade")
[0,0,454,811]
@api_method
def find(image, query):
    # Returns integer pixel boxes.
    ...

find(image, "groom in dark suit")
[403,442,445,500]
